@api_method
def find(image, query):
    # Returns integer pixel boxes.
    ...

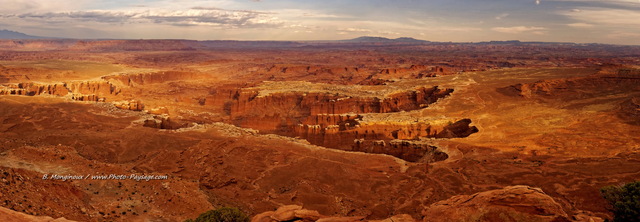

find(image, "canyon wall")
[222,86,476,162]
[0,80,120,102]
[104,71,209,86]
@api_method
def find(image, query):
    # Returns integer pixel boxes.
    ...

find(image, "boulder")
[422,186,572,222]
[271,205,303,221]
[251,211,276,222]
[294,209,322,221]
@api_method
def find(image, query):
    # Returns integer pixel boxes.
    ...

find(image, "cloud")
[495,13,509,20]
[190,7,275,15]
[491,26,547,34]
[0,0,89,13]
[567,22,594,27]
[378,31,401,35]
[606,31,640,39]
[1,8,283,28]
[561,8,640,26]
[337,28,372,33]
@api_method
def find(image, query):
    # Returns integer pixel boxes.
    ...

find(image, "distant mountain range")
[0,29,48,39]
[0,30,605,47]
[342,36,430,43]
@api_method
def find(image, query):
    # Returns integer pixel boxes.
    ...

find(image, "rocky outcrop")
[421,186,599,222]
[0,206,76,222]
[378,65,452,78]
[0,82,69,96]
[229,86,454,128]
[0,80,120,101]
[113,100,144,111]
[142,115,194,129]
[220,86,478,162]
[291,118,476,162]
[353,140,449,163]
[252,205,416,222]
[221,85,471,161]
[103,71,208,86]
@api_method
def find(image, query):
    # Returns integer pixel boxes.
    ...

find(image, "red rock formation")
[290,118,476,162]
[353,140,448,163]
[66,81,118,96]
[252,205,416,222]
[142,115,193,129]
[421,186,600,222]
[104,71,208,86]
[0,82,68,96]
[0,80,119,101]
[113,100,144,111]
[219,85,474,162]
[229,87,453,124]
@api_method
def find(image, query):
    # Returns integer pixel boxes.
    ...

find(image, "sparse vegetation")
[601,181,640,222]
[184,207,250,222]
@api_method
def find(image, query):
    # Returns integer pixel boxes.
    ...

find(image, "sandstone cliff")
[0,80,120,102]
[104,71,209,86]
[221,84,475,162]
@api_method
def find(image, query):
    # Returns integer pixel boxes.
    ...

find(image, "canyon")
[0,39,639,221]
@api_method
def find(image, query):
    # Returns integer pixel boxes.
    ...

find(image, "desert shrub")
[184,207,250,222]
[600,181,640,222]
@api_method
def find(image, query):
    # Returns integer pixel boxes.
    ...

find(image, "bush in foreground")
[184,207,250,222]
[600,181,640,222]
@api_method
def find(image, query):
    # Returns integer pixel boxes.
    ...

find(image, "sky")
[1,0,640,44]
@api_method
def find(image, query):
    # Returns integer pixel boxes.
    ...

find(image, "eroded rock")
[253,205,416,222]
[421,186,581,222]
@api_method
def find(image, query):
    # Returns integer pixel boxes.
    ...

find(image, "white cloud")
[561,8,640,26]
[491,26,547,34]
[0,0,89,13]
[495,13,509,20]
[337,28,372,33]
[567,22,594,27]
[0,8,284,28]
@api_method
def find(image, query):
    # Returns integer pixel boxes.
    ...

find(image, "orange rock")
[422,186,571,222]
[294,209,323,221]
[271,205,303,221]
[147,106,169,115]
[113,100,144,111]
[369,214,417,222]
[252,211,276,222]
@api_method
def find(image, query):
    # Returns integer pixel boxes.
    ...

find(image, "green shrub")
[184,207,250,222]
[601,181,640,222]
